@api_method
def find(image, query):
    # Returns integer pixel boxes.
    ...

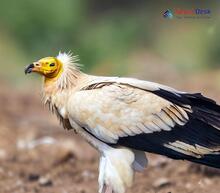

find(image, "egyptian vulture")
[25,52,220,193]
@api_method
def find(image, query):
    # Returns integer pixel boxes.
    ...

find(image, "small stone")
[28,173,40,181]
[185,182,192,189]
[151,157,169,168]
[204,178,212,185]
[153,177,171,188]
[81,170,95,180]
[0,149,7,160]
[38,176,53,187]
[15,180,23,187]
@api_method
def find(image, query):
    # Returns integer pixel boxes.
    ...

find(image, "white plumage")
[25,52,220,193]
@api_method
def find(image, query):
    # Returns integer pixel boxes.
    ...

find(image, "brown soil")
[0,73,220,193]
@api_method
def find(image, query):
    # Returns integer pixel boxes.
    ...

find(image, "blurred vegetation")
[0,0,219,85]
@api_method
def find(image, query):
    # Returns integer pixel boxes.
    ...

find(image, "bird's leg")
[102,184,113,193]
[105,185,113,193]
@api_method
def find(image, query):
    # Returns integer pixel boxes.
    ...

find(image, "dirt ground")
[0,72,220,193]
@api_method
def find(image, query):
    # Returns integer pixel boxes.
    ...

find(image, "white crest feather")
[56,51,81,89]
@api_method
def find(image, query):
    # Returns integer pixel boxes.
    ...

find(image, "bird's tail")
[183,93,220,168]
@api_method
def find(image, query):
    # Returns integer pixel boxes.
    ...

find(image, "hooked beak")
[24,63,34,74]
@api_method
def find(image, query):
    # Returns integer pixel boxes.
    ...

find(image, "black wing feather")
[116,89,220,169]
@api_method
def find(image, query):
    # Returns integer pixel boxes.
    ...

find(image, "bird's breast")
[51,91,70,117]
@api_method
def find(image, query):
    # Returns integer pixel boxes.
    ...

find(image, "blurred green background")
[0,0,219,86]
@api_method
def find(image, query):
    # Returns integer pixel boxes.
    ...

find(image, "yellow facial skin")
[25,57,63,80]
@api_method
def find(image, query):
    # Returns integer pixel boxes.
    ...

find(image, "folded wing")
[68,77,220,168]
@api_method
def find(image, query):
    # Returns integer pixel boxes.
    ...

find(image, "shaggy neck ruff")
[44,52,81,90]
[42,52,82,108]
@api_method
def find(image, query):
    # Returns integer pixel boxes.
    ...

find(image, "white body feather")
[41,52,220,193]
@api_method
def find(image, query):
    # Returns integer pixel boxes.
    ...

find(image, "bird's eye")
[50,63,55,67]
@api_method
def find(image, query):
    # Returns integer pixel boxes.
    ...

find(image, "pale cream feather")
[66,82,190,143]
[42,52,195,193]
